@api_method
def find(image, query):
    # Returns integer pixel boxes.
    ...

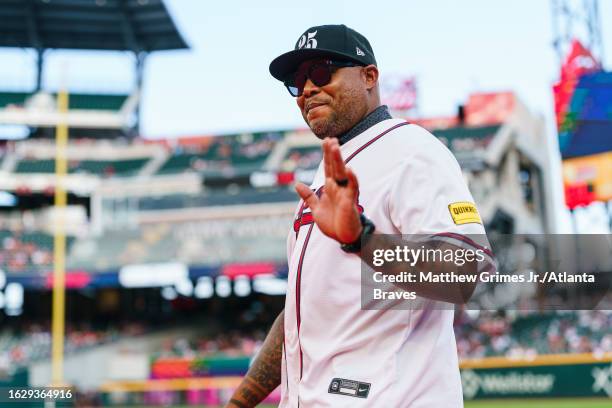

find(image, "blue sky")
[0,0,610,232]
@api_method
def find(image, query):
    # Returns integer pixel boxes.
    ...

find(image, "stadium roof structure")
[0,0,189,136]
[0,0,188,52]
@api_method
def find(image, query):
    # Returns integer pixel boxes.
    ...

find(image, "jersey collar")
[338,105,392,146]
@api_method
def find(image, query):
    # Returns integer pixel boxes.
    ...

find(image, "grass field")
[464,399,611,407]
[247,401,612,408]
[247,400,612,408]
[113,399,611,408]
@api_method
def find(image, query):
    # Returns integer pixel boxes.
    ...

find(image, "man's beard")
[307,99,363,140]
[304,89,363,139]
[309,110,346,140]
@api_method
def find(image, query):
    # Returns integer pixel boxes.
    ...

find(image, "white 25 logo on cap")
[297,31,317,49]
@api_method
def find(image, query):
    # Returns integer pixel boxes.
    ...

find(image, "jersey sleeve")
[387,127,493,265]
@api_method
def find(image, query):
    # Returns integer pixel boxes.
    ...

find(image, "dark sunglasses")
[284,59,363,97]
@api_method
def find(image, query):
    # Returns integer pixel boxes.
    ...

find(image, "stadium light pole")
[51,85,69,388]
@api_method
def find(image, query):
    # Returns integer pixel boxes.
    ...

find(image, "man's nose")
[302,78,320,98]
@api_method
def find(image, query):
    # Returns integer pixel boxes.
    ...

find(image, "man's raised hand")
[294,138,363,244]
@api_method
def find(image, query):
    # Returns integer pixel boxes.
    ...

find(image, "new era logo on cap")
[269,24,377,81]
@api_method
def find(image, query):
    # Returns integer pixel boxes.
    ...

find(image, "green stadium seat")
[0,91,128,111]
[15,158,149,177]
[14,160,55,173]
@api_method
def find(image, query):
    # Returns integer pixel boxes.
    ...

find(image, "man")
[228,24,491,407]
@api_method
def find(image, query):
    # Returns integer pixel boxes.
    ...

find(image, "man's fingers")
[330,143,347,182]
[328,139,337,179]
[346,168,360,199]
[324,138,347,184]
[347,167,359,189]
[322,138,351,189]
[295,182,319,210]
[323,138,333,179]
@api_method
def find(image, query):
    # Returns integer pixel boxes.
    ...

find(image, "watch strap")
[340,214,376,253]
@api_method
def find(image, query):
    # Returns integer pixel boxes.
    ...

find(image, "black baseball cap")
[269,24,377,81]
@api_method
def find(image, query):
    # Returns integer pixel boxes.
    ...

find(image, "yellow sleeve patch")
[448,202,482,225]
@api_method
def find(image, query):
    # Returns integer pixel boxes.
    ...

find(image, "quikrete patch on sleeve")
[448,202,482,225]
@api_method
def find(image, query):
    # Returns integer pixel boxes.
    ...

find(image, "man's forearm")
[360,233,480,303]
[227,310,284,408]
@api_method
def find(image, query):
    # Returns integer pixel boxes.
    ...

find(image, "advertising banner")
[563,151,612,208]
[461,359,612,399]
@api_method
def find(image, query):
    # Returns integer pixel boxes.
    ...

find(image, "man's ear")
[363,65,379,90]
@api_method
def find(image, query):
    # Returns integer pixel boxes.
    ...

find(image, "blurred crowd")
[454,310,611,359]
[1,311,609,372]
[0,232,53,273]
[153,329,267,360]
[147,310,612,362]
[172,132,279,175]
[0,322,146,371]
[281,147,322,171]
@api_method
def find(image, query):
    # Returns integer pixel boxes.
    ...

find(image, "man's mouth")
[306,102,326,115]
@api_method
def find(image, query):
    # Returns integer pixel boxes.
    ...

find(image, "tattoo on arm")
[238,378,266,405]
[245,310,284,393]
[226,310,284,407]
[229,399,249,408]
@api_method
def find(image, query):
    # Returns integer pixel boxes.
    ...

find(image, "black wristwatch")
[340,214,376,254]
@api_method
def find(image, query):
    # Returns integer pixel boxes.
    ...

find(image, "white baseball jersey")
[280,118,490,407]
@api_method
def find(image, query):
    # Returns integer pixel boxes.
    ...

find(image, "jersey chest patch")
[448,201,482,225]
